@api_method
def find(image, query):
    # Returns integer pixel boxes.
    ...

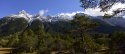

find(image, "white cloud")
[39,10,48,16]
[83,2,125,16]
[54,3,125,18]
[109,3,125,11]
[106,3,125,15]
[83,8,106,16]
[58,11,84,17]
[57,8,106,17]
[55,11,84,20]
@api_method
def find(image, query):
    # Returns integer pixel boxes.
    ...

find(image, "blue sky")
[0,0,83,17]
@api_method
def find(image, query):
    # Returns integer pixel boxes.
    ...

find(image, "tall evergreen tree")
[18,29,36,52]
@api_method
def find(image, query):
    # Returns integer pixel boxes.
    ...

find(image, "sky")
[57,2,125,17]
[0,0,83,17]
[0,0,125,18]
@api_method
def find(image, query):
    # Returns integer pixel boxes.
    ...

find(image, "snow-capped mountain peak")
[4,10,85,23]
[8,10,33,21]
[19,10,28,15]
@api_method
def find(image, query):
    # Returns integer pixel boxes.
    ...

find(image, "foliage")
[80,0,125,15]
[109,31,125,54]
[0,15,125,54]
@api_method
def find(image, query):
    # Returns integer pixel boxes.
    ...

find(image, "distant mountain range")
[5,10,73,22]
[0,10,125,36]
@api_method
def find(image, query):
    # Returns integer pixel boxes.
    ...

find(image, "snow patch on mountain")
[9,10,33,22]
[4,10,125,28]
[5,10,85,23]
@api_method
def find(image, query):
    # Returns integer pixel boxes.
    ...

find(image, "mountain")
[0,10,74,36]
[7,10,33,22]
[0,17,28,36]
[0,10,125,36]
[92,18,125,34]
[93,16,125,28]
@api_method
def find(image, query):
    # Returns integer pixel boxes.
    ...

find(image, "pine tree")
[7,33,19,47]
[18,29,36,52]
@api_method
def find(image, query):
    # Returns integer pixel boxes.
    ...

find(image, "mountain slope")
[94,16,125,28]
[0,17,28,36]
[0,11,125,36]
